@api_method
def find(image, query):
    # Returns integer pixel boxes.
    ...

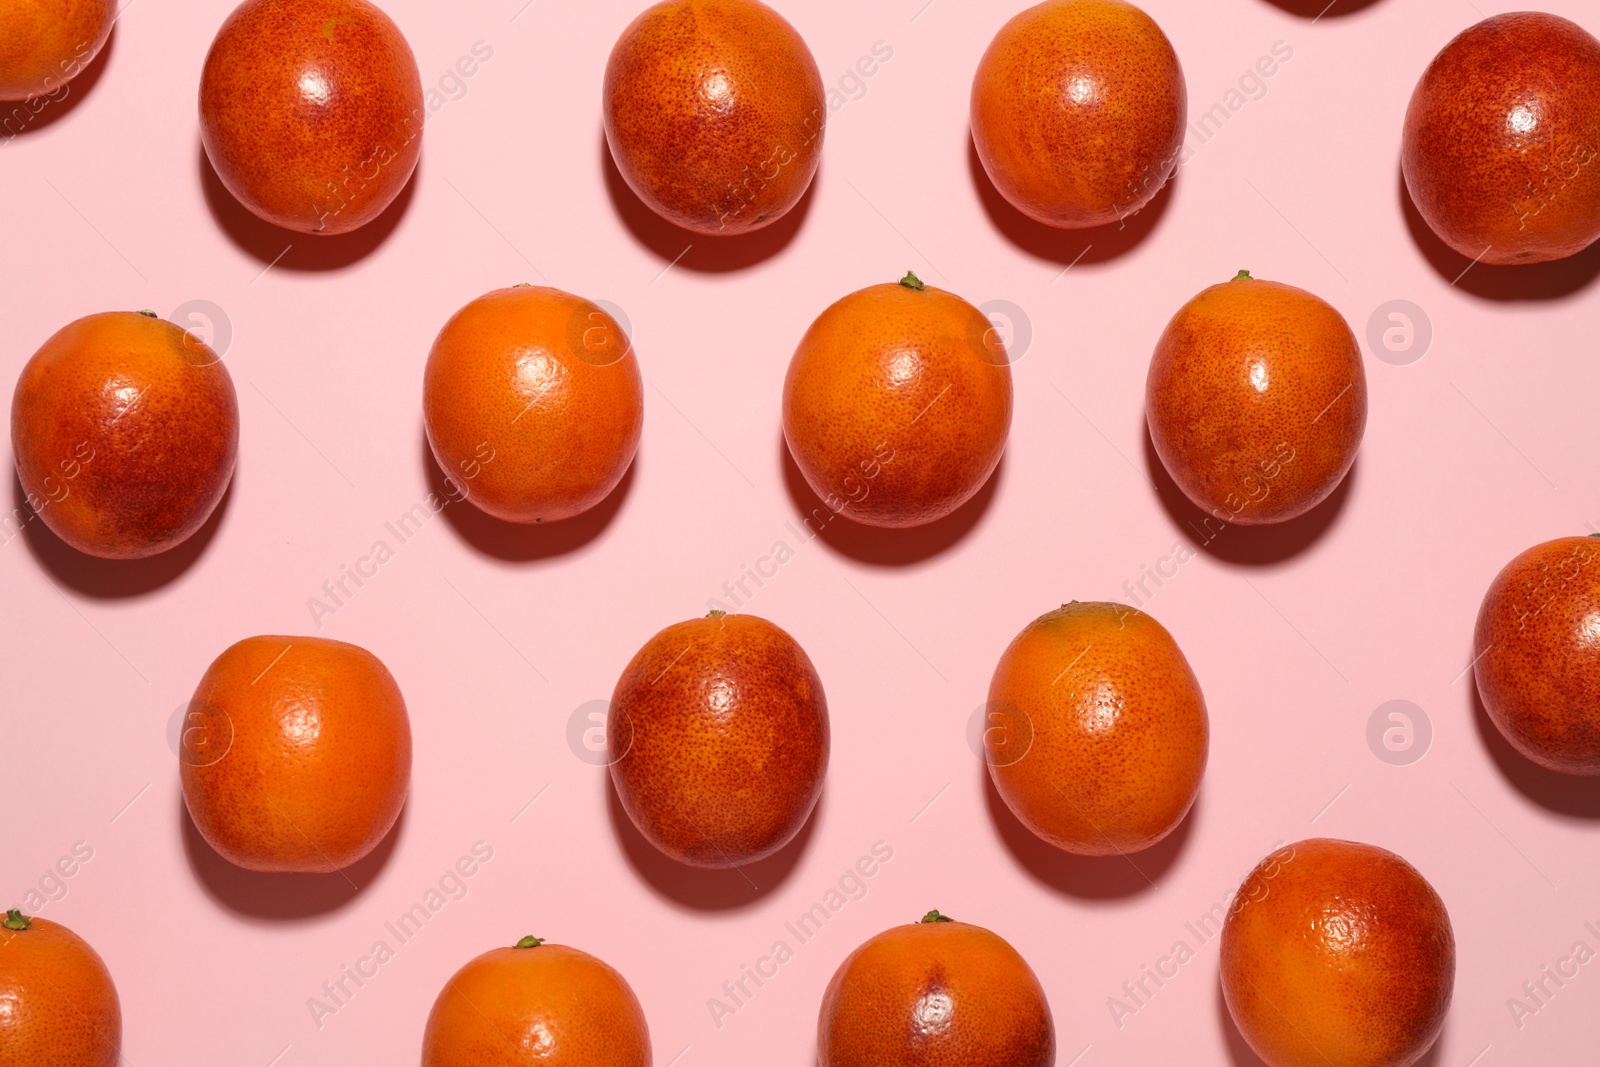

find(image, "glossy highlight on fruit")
[1403,13,1600,265]
[180,635,412,873]
[783,272,1013,528]
[200,0,424,235]
[424,285,644,525]
[11,310,239,560]
[0,910,121,1067]
[818,910,1053,1067]
[421,936,651,1067]
[1146,271,1366,525]
[1221,839,1455,1067]
[971,0,1186,229]
[987,602,1207,854]
[604,0,825,235]
[0,0,114,101]
[1474,535,1600,775]
[609,611,828,867]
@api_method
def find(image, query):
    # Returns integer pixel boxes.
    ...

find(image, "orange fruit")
[11,310,238,560]
[200,0,423,235]
[604,0,825,235]
[0,0,114,101]
[421,936,651,1067]
[1474,534,1600,774]
[986,601,1207,854]
[423,285,644,525]
[609,611,828,867]
[1403,13,1600,265]
[180,635,412,873]
[971,0,1186,229]
[818,910,1053,1067]
[0,910,121,1067]
[782,272,1013,528]
[1145,270,1366,525]
[1221,839,1455,1067]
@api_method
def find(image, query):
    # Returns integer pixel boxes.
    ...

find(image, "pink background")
[4,0,1600,1063]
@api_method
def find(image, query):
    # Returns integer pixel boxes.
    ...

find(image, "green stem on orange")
[920,910,953,924]
[136,309,158,317]
[1590,533,1600,539]
[899,271,925,291]
[514,936,544,949]
[707,609,727,618]
[1233,270,1253,281]
[4,909,30,931]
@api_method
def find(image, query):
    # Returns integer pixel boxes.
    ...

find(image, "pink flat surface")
[4,0,1600,1063]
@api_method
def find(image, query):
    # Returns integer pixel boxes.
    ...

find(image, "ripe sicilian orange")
[421,936,651,1067]
[180,635,412,873]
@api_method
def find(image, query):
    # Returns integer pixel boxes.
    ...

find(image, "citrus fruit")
[421,936,650,1067]
[971,0,1186,229]
[604,0,825,235]
[818,910,1053,1067]
[11,310,238,560]
[609,611,828,867]
[1474,534,1600,774]
[0,910,121,1067]
[1146,270,1366,525]
[423,285,644,525]
[987,601,1207,854]
[782,272,1013,528]
[199,0,424,235]
[0,0,114,101]
[1221,839,1455,1067]
[180,635,412,873]
[1403,13,1600,265]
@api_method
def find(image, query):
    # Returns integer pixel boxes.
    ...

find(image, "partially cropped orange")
[180,635,412,873]
[11,310,239,560]
[0,910,121,1067]
[971,0,1186,228]
[424,285,644,525]
[604,0,824,235]
[987,601,1207,854]
[783,272,1013,528]
[818,911,1053,1067]
[422,936,650,1067]
[1221,839,1455,1067]
[0,0,114,101]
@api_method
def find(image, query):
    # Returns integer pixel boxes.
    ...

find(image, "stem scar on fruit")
[3,909,30,931]
[514,935,545,948]
[1233,270,1253,281]
[899,271,925,291]
[920,909,954,923]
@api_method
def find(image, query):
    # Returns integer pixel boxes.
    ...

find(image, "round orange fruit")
[11,310,239,560]
[971,0,1186,228]
[783,272,1013,528]
[604,0,825,235]
[0,910,121,1067]
[1146,270,1366,525]
[0,0,114,101]
[199,0,424,235]
[1474,534,1600,775]
[1403,13,1600,265]
[421,936,651,1067]
[818,910,1053,1067]
[423,285,644,525]
[986,601,1207,854]
[609,611,828,867]
[1221,839,1455,1067]
[180,635,412,873]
